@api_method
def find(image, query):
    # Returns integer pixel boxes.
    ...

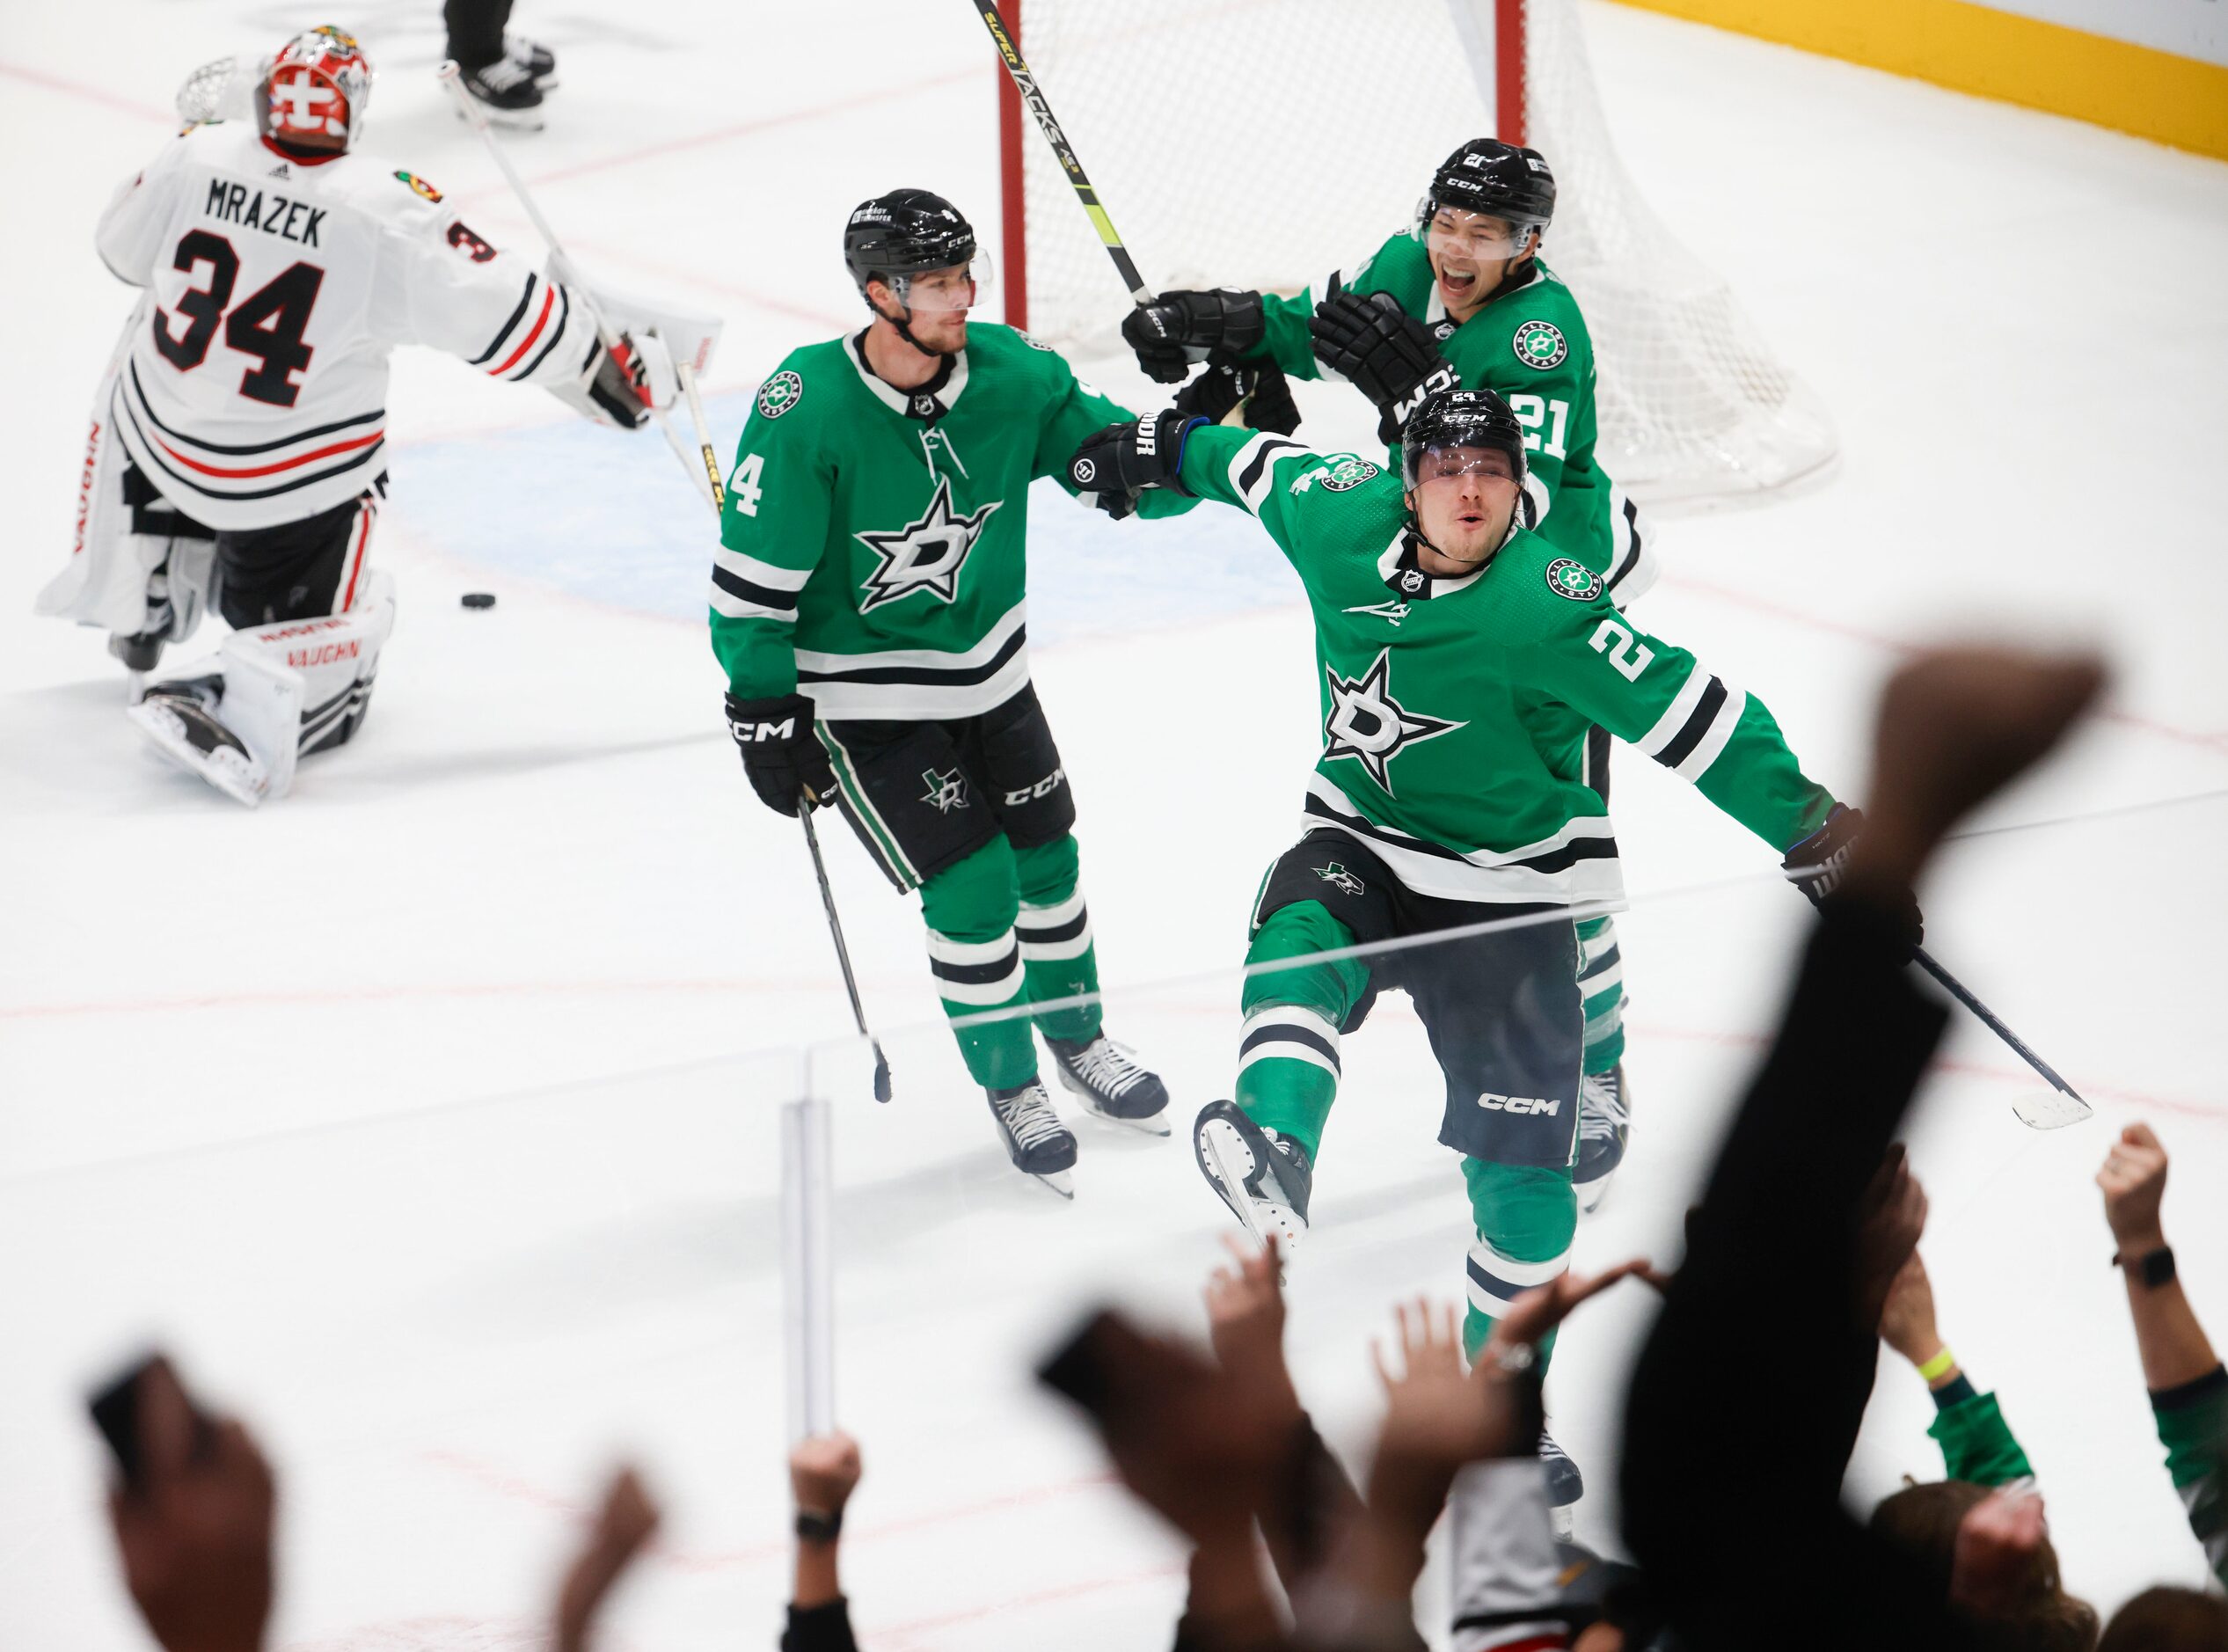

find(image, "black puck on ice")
[461,592,497,610]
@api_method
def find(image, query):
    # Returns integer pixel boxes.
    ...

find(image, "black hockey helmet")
[1414,138,1556,242]
[844,189,979,306]
[1400,385,1529,491]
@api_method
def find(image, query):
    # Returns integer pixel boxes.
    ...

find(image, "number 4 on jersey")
[727,452,766,517]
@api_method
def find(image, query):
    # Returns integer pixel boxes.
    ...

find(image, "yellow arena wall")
[1606,0,2228,161]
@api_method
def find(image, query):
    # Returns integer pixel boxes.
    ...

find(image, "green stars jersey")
[1245,233,1651,604]
[1175,424,1833,906]
[709,324,1195,720]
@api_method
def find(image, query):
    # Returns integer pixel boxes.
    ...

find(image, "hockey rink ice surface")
[4,2,2227,1645]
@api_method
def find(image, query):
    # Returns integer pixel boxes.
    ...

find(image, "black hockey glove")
[586,336,654,429]
[1173,355,1302,436]
[1309,289,1458,446]
[1121,289,1267,384]
[1069,411,1204,521]
[726,691,836,818]
[1782,804,1924,951]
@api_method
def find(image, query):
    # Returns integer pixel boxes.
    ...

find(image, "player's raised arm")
[94,136,193,289]
[1028,352,1203,522]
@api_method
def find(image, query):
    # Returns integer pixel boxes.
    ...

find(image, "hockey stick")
[435,61,714,508]
[677,362,727,512]
[967,2,1155,310]
[1910,947,2092,1129]
[800,795,895,1104]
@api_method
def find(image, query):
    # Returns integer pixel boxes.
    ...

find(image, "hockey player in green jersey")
[710,191,1196,1195]
[1069,387,1878,1505]
[1122,139,1650,1209]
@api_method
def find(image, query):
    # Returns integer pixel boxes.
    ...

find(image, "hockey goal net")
[997,0,1835,503]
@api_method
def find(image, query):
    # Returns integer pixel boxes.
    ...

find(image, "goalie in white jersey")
[40,26,708,805]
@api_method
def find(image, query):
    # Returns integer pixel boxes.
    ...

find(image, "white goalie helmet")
[255,26,374,154]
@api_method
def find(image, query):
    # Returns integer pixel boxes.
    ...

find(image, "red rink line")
[0,59,173,123]
[1666,573,2228,759]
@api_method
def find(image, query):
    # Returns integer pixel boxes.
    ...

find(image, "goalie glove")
[579,332,676,430]
[1121,289,1267,384]
[1782,804,1924,950]
[1309,289,1459,446]
[1068,411,1204,522]
[726,691,836,818]
[1173,355,1301,436]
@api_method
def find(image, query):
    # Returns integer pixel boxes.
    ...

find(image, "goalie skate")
[128,686,265,808]
[986,1079,1077,1199]
[1046,1034,1170,1135]
[1193,1100,1311,1256]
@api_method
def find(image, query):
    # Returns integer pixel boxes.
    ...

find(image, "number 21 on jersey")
[1508,393,1570,460]
[727,452,766,517]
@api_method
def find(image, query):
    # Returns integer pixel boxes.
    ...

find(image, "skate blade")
[1577,1174,1613,1215]
[1199,1120,1267,1246]
[128,703,265,808]
[1031,1168,1076,1201]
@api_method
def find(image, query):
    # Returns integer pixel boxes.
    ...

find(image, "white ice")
[4,2,2226,1647]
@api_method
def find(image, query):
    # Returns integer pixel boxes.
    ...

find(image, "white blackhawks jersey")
[95,121,596,530]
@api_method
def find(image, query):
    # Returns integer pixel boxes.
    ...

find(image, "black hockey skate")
[506,33,558,88]
[108,630,165,675]
[1193,1100,1312,1255]
[455,55,544,129]
[1046,1034,1170,1136]
[1538,1426,1583,1511]
[986,1078,1077,1199]
[1574,1064,1630,1214]
[128,685,263,808]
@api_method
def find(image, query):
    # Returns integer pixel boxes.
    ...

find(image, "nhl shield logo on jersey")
[1513,319,1567,370]
[1545,558,1604,603]
[854,478,1003,612]
[918,767,970,814]
[1321,648,1466,794]
[756,370,805,419]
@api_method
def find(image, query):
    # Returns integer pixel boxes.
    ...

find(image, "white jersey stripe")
[1675,685,1749,782]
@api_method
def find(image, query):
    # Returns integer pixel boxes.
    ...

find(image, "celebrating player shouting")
[711,191,1194,1195]
[39,27,690,806]
[1123,141,1652,1206]
[1070,387,1874,1505]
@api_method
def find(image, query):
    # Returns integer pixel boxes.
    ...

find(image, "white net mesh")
[1012,0,1837,502]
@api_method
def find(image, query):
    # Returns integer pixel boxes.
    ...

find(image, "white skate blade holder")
[1199,1117,1268,1251]
[1033,1168,1075,1202]
[127,695,267,808]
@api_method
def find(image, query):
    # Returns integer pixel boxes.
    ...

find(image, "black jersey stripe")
[1239,1022,1341,1073]
[471,274,538,366]
[928,947,1023,989]
[513,287,573,380]
[1653,676,1729,770]
[799,625,1027,689]
[1301,792,1467,861]
[121,394,387,504]
[1237,437,1307,500]
[711,565,798,612]
[1015,909,1089,946]
[1507,835,1620,876]
[125,361,384,455]
[1609,495,1644,591]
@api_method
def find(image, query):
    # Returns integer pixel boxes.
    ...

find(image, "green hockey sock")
[1233,901,1369,1160]
[1459,1157,1578,1366]
[1578,913,1625,1078]
[918,836,1035,1091]
[1014,833,1102,1045]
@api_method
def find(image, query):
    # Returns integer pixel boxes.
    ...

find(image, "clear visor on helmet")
[1406,443,1519,491]
[1419,204,1534,266]
[888,252,995,315]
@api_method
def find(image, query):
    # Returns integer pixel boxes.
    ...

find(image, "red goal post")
[995,0,1835,503]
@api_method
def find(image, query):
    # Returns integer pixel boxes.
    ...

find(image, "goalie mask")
[256,26,372,156]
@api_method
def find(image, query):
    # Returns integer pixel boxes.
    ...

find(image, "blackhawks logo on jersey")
[757,370,804,419]
[393,170,442,202]
[1321,648,1466,793]
[1545,558,1603,602]
[1513,319,1567,371]
[854,478,1003,612]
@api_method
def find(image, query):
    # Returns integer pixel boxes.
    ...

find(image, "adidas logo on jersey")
[1477,1091,1563,1116]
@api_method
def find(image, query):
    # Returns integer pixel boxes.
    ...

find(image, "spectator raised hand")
[786,1430,864,1651]
[106,1356,275,1652]
[554,1467,661,1652]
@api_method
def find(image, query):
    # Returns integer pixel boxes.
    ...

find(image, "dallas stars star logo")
[855,478,1002,613]
[1321,649,1465,793]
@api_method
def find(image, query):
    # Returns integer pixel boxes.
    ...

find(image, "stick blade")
[2012,1087,2093,1130]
